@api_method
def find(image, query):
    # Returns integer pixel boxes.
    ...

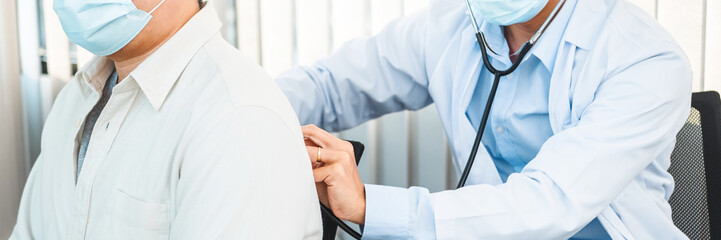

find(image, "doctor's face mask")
[54,0,167,56]
[468,0,549,26]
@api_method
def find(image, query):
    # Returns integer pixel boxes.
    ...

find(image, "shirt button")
[506,73,514,79]
[496,125,505,134]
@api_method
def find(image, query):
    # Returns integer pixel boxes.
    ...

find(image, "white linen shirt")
[277,0,693,239]
[11,4,322,240]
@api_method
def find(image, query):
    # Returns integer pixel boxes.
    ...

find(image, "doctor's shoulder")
[581,0,691,88]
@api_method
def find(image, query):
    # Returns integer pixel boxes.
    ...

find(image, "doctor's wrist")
[344,186,366,225]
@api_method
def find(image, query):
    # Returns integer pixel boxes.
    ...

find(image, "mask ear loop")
[148,0,167,14]
[464,0,500,56]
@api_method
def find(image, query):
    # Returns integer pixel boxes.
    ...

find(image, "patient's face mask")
[54,0,167,56]
[469,0,549,26]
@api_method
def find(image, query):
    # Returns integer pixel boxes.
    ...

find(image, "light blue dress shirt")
[466,7,561,184]
[277,0,692,239]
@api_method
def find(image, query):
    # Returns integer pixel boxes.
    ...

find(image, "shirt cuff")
[362,184,436,239]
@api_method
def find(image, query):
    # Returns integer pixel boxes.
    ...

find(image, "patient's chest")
[36,83,197,239]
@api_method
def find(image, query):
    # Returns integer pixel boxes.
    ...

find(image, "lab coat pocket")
[104,189,170,239]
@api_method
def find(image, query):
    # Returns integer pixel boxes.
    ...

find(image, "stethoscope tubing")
[456,0,566,188]
[456,36,534,189]
[321,203,362,239]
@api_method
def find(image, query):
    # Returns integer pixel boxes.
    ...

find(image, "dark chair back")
[669,91,721,239]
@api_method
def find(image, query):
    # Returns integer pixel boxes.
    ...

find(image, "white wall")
[0,0,27,237]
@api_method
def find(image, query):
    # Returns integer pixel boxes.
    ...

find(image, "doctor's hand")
[302,125,366,225]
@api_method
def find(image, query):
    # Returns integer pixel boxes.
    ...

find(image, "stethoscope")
[323,1,567,239]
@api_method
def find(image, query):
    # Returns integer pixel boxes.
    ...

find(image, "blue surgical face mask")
[469,0,549,26]
[54,0,167,56]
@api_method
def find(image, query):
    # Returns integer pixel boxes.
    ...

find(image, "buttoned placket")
[67,76,101,239]
[484,52,534,174]
[484,54,516,165]
[494,67,522,172]
[72,78,139,239]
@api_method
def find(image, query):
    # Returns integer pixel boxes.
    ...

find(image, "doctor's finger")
[302,125,339,148]
[304,137,319,147]
[311,164,339,184]
[316,182,330,207]
[306,146,349,165]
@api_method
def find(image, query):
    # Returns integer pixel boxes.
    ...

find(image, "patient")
[11,0,321,239]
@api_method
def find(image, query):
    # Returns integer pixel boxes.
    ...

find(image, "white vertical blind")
[370,0,402,35]
[626,0,657,17]
[259,0,295,76]
[705,0,721,91]
[0,0,26,237]
[330,0,369,48]
[236,0,262,64]
[404,0,430,15]
[657,0,706,91]
[76,47,95,68]
[296,0,331,65]
[41,0,71,81]
[17,0,43,165]
[40,0,72,123]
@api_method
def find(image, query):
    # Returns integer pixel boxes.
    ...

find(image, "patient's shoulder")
[185,35,302,132]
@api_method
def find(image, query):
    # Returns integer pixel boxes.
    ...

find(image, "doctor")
[277,0,693,239]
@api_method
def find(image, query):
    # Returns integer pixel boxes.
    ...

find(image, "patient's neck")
[109,4,200,82]
[111,44,164,82]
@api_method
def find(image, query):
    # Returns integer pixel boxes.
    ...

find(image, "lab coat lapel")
[452,26,503,186]
[548,42,576,133]
[548,0,607,133]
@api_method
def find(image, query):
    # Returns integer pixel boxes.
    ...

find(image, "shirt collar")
[128,1,221,111]
[76,57,115,99]
[530,0,577,73]
[562,0,608,50]
[471,0,583,72]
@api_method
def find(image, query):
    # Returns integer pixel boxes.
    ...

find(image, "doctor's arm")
[276,9,432,132]
[418,50,692,239]
[310,49,692,239]
[168,106,321,239]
